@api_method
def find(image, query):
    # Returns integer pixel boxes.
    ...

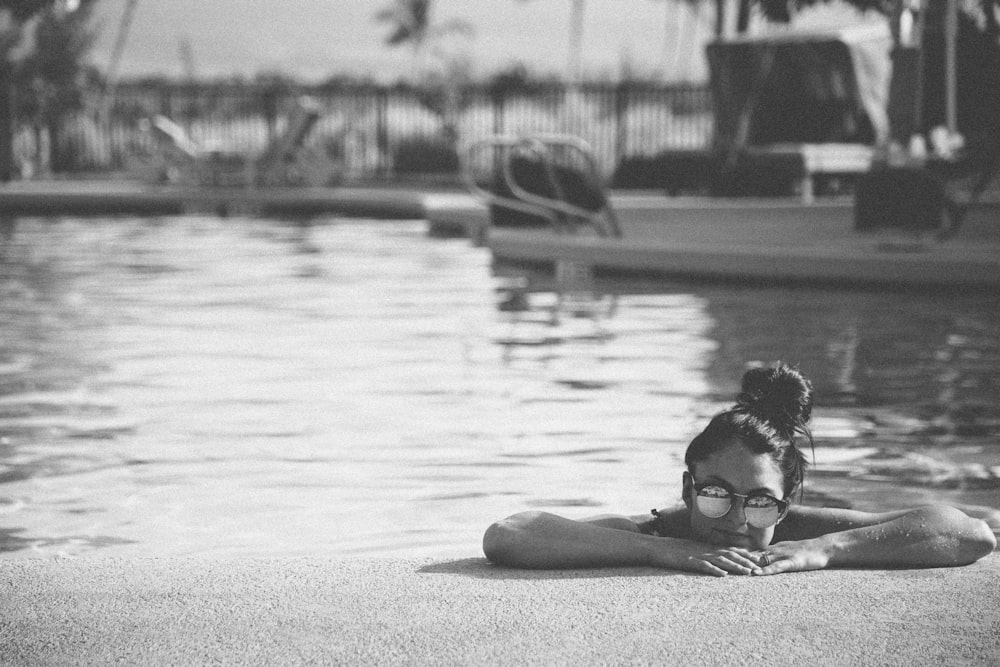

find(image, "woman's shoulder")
[636,504,691,538]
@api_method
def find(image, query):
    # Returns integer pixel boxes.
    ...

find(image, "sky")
[87,0,876,84]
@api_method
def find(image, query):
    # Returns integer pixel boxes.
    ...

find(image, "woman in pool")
[483,364,996,576]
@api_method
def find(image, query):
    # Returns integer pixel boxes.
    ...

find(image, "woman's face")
[684,441,787,550]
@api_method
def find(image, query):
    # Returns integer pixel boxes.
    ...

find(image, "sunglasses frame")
[693,482,789,528]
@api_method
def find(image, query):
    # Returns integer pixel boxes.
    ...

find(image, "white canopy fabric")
[705,23,893,150]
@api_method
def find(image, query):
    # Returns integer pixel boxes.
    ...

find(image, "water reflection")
[700,286,1000,421]
[494,261,1000,523]
[0,216,997,558]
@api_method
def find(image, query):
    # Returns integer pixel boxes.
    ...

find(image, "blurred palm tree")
[374,0,473,77]
[375,0,475,147]
[375,0,432,53]
[1,0,98,176]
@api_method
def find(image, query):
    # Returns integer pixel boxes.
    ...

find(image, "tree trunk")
[0,61,14,182]
[715,0,726,38]
[736,0,751,34]
[567,0,585,84]
[47,116,62,174]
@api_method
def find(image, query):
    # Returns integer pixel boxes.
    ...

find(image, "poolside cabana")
[704,23,893,199]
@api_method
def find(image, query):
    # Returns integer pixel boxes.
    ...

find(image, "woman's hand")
[751,539,831,576]
[676,545,767,577]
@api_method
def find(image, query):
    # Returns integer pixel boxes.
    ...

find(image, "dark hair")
[684,364,814,498]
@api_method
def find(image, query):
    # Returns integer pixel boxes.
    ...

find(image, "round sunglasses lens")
[696,495,731,518]
[745,505,780,528]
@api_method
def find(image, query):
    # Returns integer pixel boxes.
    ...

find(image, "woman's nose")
[725,500,748,526]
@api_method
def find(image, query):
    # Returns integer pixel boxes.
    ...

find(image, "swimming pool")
[1,215,998,558]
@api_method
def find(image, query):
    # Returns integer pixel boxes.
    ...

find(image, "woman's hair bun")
[735,364,813,438]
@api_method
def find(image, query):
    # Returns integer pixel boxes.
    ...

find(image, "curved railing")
[461,134,622,239]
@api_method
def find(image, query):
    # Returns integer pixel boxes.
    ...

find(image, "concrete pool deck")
[424,192,1000,291]
[3,179,999,290]
[0,179,432,219]
[3,554,999,664]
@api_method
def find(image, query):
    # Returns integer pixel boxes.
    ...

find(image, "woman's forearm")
[482,511,764,576]
[483,511,658,569]
[815,505,996,568]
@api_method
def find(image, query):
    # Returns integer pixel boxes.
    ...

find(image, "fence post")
[262,86,278,145]
[614,83,627,171]
[0,60,14,182]
[492,88,505,137]
[490,88,506,184]
[158,84,172,119]
[376,87,389,177]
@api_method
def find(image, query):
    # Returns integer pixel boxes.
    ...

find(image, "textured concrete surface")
[0,180,430,219]
[423,192,1000,290]
[3,554,999,665]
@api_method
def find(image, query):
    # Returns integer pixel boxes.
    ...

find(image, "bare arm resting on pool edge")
[482,511,768,576]
[482,506,996,575]
[754,504,997,575]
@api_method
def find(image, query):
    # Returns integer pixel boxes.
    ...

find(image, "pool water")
[1,215,998,558]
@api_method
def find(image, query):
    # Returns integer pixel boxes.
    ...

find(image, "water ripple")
[0,216,998,557]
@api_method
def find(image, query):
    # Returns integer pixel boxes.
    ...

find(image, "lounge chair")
[140,96,334,187]
[141,114,248,186]
[250,96,326,187]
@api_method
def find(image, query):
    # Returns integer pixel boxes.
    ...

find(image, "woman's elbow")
[963,517,997,562]
[923,505,997,563]
[482,521,511,564]
[482,511,544,566]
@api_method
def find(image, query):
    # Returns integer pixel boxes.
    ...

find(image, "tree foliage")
[0,0,58,22]
[2,0,99,63]
[374,0,473,54]
[375,0,431,49]
[11,1,98,117]
[1,0,101,172]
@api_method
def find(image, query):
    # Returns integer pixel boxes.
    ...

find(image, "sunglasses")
[694,482,788,528]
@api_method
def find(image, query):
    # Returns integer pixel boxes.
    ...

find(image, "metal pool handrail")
[461,135,560,230]
[461,134,622,238]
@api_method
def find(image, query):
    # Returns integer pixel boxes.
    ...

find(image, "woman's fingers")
[698,549,764,575]
[751,557,796,576]
[694,559,729,577]
[749,543,830,575]
[685,547,779,576]
[719,550,764,573]
[686,554,738,576]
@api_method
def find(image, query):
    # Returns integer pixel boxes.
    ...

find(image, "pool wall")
[0,181,429,219]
